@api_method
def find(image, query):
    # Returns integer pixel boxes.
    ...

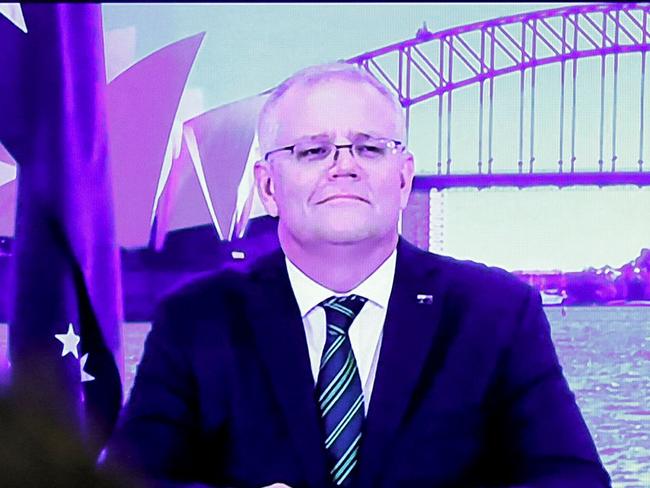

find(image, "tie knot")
[320,294,368,334]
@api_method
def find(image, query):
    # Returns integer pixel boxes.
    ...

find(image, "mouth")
[317,195,369,204]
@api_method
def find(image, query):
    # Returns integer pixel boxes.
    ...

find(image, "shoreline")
[543,301,650,307]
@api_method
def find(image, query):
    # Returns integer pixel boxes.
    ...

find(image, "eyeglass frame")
[263,138,405,162]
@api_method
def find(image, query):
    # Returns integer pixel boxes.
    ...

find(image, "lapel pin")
[416,294,433,305]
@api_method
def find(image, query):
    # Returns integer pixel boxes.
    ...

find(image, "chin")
[318,226,375,244]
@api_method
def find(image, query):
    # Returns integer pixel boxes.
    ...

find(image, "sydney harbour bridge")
[351,3,650,249]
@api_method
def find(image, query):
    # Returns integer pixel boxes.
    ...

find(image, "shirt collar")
[285,247,397,318]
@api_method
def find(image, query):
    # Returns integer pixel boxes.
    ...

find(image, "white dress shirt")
[284,249,397,414]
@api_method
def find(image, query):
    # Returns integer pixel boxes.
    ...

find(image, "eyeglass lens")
[294,139,398,162]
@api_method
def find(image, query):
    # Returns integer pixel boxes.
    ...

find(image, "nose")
[330,145,359,178]
[332,145,354,162]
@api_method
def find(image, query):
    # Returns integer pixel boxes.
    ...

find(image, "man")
[104,63,611,488]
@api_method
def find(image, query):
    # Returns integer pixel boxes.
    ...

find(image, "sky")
[101,3,650,272]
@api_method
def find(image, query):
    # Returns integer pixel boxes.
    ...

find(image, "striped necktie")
[316,294,368,487]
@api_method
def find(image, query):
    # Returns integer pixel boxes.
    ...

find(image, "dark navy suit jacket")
[105,237,610,488]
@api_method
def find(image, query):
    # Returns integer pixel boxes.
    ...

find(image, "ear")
[399,151,415,210]
[254,160,279,217]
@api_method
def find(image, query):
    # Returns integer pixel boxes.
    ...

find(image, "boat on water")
[540,289,567,306]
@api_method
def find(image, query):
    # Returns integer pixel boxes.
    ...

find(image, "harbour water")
[1,307,649,486]
[541,307,650,488]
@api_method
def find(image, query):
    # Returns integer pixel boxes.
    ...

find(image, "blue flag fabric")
[0,5,123,455]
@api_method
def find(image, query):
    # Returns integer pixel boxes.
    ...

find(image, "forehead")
[269,78,401,145]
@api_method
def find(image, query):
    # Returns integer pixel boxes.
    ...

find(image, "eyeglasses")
[263,137,404,163]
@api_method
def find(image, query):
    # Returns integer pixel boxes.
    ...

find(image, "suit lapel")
[356,238,448,487]
[244,249,328,488]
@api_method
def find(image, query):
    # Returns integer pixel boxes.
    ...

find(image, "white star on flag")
[55,323,80,359]
[0,3,27,33]
[80,353,95,383]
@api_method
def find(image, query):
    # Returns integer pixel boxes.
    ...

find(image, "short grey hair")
[257,62,406,153]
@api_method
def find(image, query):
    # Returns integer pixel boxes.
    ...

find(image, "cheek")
[276,171,318,210]
[373,171,403,205]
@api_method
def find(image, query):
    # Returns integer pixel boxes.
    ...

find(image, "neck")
[280,231,398,293]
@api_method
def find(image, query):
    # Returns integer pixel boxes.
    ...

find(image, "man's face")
[255,78,414,248]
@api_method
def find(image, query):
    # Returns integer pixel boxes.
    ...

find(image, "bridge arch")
[346,3,650,185]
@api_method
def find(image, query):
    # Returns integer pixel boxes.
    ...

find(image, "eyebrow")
[347,131,375,140]
[289,131,385,145]
[294,133,333,143]
[306,131,380,140]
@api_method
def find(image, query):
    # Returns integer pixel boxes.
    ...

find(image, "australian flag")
[0,5,123,456]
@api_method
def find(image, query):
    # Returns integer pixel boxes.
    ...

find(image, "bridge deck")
[413,171,650,190]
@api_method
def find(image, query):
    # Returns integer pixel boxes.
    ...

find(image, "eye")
[354,143,385,158]
[295,144,331,161]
